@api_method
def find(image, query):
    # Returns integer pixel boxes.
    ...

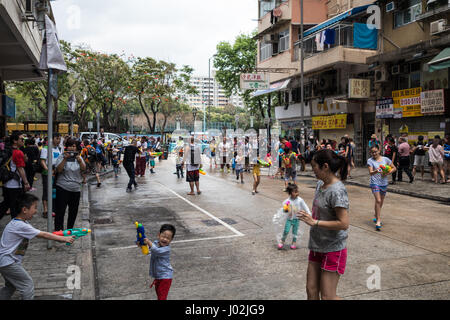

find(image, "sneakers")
[241,181,244,184]
[290,245,297,250]
[277,243,284,250]
[126,187,132,193]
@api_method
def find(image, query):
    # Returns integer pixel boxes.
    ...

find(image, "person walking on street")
[412,135,428,181]
[54,138,86,231]
[0,133,31,220]
[123,140,140,193]
[444,135,450,183]
[397,137,414,183]
[385,137,398,184]
[367,145,396,231]
[183,137,202,196]
[297,149,350,300]
[23,138,40,191]
[428,136,446,184]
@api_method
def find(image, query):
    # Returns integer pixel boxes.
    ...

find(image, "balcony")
[0,0,46,81]
[294,23,377,75]
[416,0,450,22]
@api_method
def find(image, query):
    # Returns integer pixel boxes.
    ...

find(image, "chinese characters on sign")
[349,79,371,99]
[420,89,445,114]
[240,73,270,90]
[376,98,394,119]
[312,114,347,130]
[392,87,422,117]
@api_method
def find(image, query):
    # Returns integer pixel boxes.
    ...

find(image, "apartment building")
[0,0,51,136]
[183,74,245,109]
[255,0,378,164]
[367,0,450,145]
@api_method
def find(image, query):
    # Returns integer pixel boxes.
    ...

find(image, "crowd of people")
[1,128,449,301]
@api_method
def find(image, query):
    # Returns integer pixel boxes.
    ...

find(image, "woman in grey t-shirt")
[54,139,86,231]
[297,149,349,300]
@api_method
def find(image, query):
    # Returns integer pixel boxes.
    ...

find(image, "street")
[88,156,450,300]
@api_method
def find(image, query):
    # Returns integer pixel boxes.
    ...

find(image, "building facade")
[183,74,245,109]
[0,0,52,137]
[255,0,378,165]
[367,0,450,150]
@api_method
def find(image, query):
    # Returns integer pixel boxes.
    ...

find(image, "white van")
[79,132,123,143]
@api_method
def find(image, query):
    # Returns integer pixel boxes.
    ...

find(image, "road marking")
[108,234,244,252]
[156,182,245,237]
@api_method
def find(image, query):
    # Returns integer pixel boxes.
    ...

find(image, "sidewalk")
[296,165,450,203]
[0,169,112,300]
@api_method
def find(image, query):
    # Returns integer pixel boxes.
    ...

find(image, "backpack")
[87,146,97,161]
[283,154,292,169]
[0,147,19,184]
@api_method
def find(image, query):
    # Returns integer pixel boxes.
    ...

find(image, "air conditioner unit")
[391,65,400,75]
[318,74,335,91]
[386,2,395,12]
[269,33,279,43]
[430,19,447,35]
[374,66,388,83]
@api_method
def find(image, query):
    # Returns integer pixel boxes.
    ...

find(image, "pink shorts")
[308,248,348,275]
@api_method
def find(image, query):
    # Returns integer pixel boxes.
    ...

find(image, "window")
[279,29,290,52]
[259,0,288,19]
[394,0,422,28]
[260,41,272,62]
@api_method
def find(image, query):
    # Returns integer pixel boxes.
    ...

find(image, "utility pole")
[300,0,305,154]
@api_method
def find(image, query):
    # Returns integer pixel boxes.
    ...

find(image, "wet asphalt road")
[88,156,450,300]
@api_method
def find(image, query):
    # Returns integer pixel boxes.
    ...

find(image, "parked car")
[79,132,122,143]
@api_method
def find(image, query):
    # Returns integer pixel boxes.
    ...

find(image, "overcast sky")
[52,0,257,76]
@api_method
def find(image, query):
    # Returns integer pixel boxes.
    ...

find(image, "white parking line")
[156,182,245,237]
[109,234,243,252]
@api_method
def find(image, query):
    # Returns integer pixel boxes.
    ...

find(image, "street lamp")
[235,114,240,130]
[130,113,134,137]
[176,116,181,130]
[208,54,217,131]
[192,108,198,134]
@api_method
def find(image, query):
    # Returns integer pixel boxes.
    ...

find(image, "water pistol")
[283,201,291,212]
[53,228,91,246]
[257,159,271,167]
[199,168,206,175]
[379,164,392,175]
[135,221,149,255]
[150,152,163,157]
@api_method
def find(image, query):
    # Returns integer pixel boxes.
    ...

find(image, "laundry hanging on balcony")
[353,23,378,50]
[324,29,335,45]
[315,32,325,51]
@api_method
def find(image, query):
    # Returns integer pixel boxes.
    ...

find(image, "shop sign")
[376,98,394,118]
[1,95,16,118]
[348,79,370,99]
[420,89,445,114]
[240,73,270,90]
[392,87,422,117]
[312,114,347,130]
[311,97,348,116]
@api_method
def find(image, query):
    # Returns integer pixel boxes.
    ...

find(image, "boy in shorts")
[0,194,75,300]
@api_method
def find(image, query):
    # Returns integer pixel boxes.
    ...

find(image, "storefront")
[377,87,448,144]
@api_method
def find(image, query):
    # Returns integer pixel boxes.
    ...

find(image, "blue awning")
[303,3,373,38]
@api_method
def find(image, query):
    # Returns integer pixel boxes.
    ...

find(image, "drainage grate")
[93,217,113,225]
[201,218,237,226]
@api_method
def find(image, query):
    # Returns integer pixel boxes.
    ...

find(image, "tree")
[214,31,270,124]
[129,58,197,133]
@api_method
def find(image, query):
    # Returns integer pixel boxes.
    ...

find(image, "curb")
[297,172,450,203]
[75,169,114,300]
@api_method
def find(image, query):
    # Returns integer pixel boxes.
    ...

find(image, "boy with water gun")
[0,194,75,300]
[135,222,177,300]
